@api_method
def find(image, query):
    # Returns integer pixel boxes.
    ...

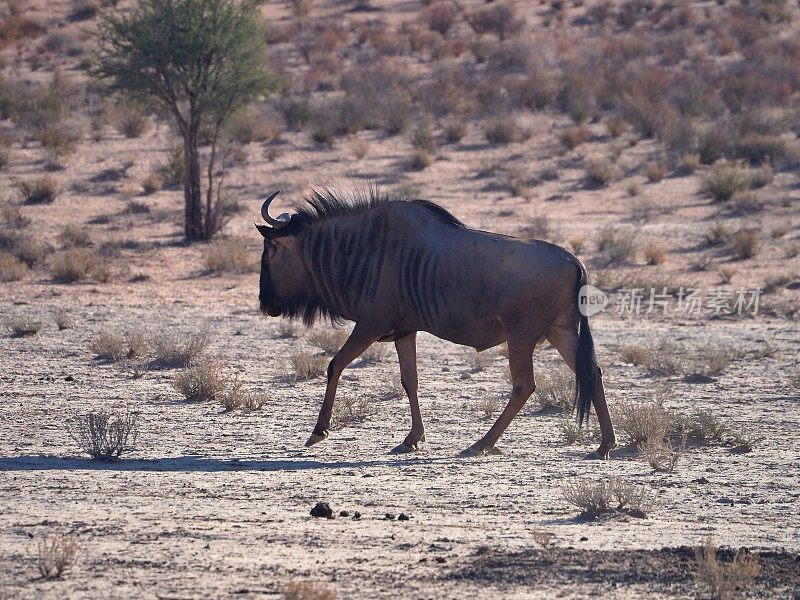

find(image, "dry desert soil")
[1,0,800,598]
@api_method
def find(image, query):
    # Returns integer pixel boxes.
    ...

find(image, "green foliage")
[92,0,279,241]
[93,0,274,132]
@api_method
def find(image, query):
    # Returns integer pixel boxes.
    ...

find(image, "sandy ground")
[1,278,799,598]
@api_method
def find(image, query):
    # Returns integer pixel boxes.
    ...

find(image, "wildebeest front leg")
[305,324,379,447]
[391,332,425,454]
[461,336,535,457]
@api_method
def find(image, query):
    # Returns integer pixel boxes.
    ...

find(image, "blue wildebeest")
[256,184,617,458]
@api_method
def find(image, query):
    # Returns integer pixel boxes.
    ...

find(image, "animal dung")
[310,502,333,518]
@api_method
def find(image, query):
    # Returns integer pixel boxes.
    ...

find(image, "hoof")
[586,442,617,460]
[459,444,501,457]
[305,431,329,447]
[390,442,417,454]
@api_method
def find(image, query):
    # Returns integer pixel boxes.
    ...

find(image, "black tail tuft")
[574,263,598,426]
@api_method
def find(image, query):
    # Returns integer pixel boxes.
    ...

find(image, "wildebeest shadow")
[0,454,451,473]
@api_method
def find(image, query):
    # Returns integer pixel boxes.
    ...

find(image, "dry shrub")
[641,434,685,473]
[620,344,650,366]
[49,249,110,283]
[173,362,226,402]
[409,147,434,170]
[484,114,529,145]
[730,229,761,259]
[361,343,389,364]
[678,409,730,446]
[90,331,146,362]
[695,537,759,600]
[563,476,654,518]
[559,125,588,150]
[217,376,265,412]
[729,191,763,214]
[534,367,574,413]
[58,224,92,249]
[53,309,73,330]
[291,351,327,380]
[68,407,138,460]
[283,580,336,600]
[0,252,27,282]
[466,3,525,39]
[149,332,209,368]
[645,162,667,182]
[290,0,313,19]
[276,321,302,339]
[584,154,616,186]
[679,153,700,173]
[5,316,41,337]
[18,176,59,204]
[203,236,256,274]
[479,395,502,419]
[71,0,101,20]
[704,222,729,246]
[597,227,636,265]
[558,418,600,445]
[157,145,185,187]
[643,241,667,265]
[1,204,30,229]
[332,395,376,429]
[225,109,278,144]
[424,1,459,35]
[36,534,80,579]
[444,119,466,143]
[522,215,551,240]
[569,237,585,254]
[703,162,750,202]
[349,138,369,160]
[142,172,163,195]
[37,123,80,157]
[615,399,674,447]
[307,329,349,355]
[0,147,10,170]
[642,340,732,378]
[461,347,491,372]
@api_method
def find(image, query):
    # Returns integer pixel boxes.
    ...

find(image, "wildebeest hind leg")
[461,334,535,457]
[391,332,425,454]
[306,324,380,448]
[546,321,618,459]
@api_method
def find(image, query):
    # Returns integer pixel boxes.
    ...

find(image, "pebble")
[310,502,333,518]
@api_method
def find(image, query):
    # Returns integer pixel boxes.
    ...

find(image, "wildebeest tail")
[574,261,597,426]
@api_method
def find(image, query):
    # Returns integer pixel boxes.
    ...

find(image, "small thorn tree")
[92,0,278,241]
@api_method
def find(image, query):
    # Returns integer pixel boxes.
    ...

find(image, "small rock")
[398,513,410,521]
[580,536,588,542]
[716,497,735,506]
[435,557,446,564]
[310,502,333,518]
[694,477,709,484]
[384,513,396,521]
[64,375,74,382]
[339,510,350,517]
[352,511,361,520]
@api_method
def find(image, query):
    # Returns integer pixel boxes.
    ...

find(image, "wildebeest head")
[255,191,305,317]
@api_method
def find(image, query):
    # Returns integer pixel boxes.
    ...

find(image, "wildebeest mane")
[276,182,465,326]
[294,182,465,229]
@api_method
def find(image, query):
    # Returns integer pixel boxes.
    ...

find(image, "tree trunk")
[183,119,205,242]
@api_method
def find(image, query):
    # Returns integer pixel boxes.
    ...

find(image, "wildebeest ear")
[255,224,274,238]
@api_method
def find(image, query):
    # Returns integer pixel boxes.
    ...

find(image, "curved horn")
[261,191,291,228]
